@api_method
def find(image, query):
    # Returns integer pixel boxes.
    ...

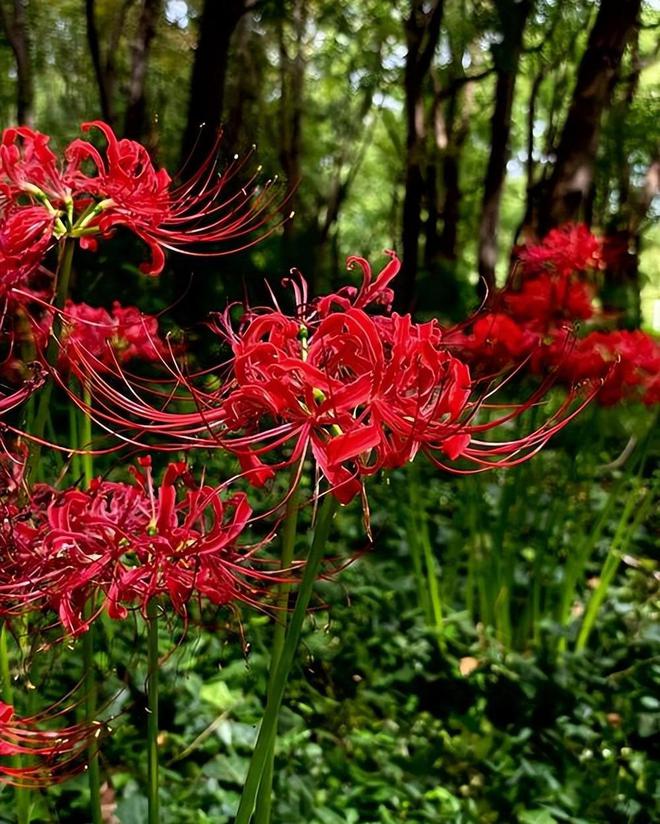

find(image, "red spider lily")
[56,300,170,372]
[502,272,595,328]
[538,328,660,406]
[0,699,104,788]
[0,127,72,205]
[54,252,594,503]
[515,223,602,278]
[0,458,278,635]
[0,206,54,298]
[0,122,283,276]
[446,313,541,375]
[3,298,170,387]
[212,263,591,499]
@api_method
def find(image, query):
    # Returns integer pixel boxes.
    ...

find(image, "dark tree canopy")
[0,0,658,325]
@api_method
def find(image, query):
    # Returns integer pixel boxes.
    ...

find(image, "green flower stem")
[26,238,75,483]
[67,394,82,481]
[570,410,656,654]
[82,612,102,824]
[0,624,30,824]
[146,600,160,824]
[235,494,338,824]
[79,433,101,824]
[575,482,653,652]
[80,384,94,488]
[408,465,444,653]
[254,479,302,824]
[556,476,623,653]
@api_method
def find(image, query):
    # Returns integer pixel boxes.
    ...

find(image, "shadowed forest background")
[0,3,659,824]
[1,0,658,326]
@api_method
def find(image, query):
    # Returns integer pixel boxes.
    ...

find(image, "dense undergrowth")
[5,403,655,824]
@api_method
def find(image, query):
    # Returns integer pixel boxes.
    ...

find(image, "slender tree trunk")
[124,0,163,140]
[538,0,642,232]
[439,80,473,262]
[399,0,444,311]
[85,0,135,128]
[277,0,307,259]
[180,0,249,171]
[476,0,532,295]
[0,0,34,125]
[85,0,113,125]
[222,14,261,152]
[600,25,656,328]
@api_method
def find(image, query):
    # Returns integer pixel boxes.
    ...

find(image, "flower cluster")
[0,207,53,299]
[540,328,660,406]
[0,457,276,636]
[0,122,280,278]
[0,120,624,802]
[514,223,602,278]
[57,300,169,372]
[61,251,591,504]
[450,223,659,406]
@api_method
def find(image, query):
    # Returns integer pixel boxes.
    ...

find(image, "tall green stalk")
[235,494,338,824]
[26,238,75,482]
[254,480,302,824]
[1,625,30,823]
[146,599,160,824]
[69,390,103,823]
[575,483,653,652]
[80,384,94,488]
[82,613,102,824]
[408,466,445,652]
[67,395,82,480]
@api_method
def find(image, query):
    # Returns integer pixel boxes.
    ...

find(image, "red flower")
[56,300,169,373]
[516,224,602,278]
[65,252,592,502]
[540,328,660,406]
[0,699,103,788]
[0,127,72,205]
[447,313,540,374]
[0,206,54,298]
[0,122,282,275]
[502,272,595,327]
[0,458,274,635]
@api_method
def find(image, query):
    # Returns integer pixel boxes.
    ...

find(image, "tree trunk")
[600,24,655,328]
[221,14,261,152]
[180,0,249,171]
[85,0,135,128]
[0,0,34,125]
[398,0,444,311]
[86,0,113,125]
[124,0,163,140]
[476,0,532,296]
[277,0,307,261]
[538,0,642,232]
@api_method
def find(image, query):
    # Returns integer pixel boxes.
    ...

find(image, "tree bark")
[277,0,307,258]
[0,0,34,125]
[86,0,113,125]
[85,0,135,128]
[180,0,250,171]
[600,24,656,328]
[538,0,642,233]
[476,0,533,296]
[124,0,163,140]
[398,0,444,311]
